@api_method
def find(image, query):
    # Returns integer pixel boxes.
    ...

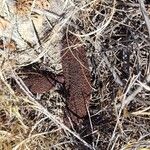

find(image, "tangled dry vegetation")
[0,0,150,150]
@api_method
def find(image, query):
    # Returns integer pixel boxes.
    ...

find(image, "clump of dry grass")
[0,0,150,150]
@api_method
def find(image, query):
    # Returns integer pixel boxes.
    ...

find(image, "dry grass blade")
[124,74,150,106]
[70,0,116,37]
[30,99,95,150]
[0,0,150,149]
[131,106,150,116]
[138,0,150,38]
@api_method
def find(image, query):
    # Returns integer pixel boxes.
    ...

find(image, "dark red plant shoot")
[61,35,92,126]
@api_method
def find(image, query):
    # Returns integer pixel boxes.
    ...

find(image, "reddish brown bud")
[61,35,91,125]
